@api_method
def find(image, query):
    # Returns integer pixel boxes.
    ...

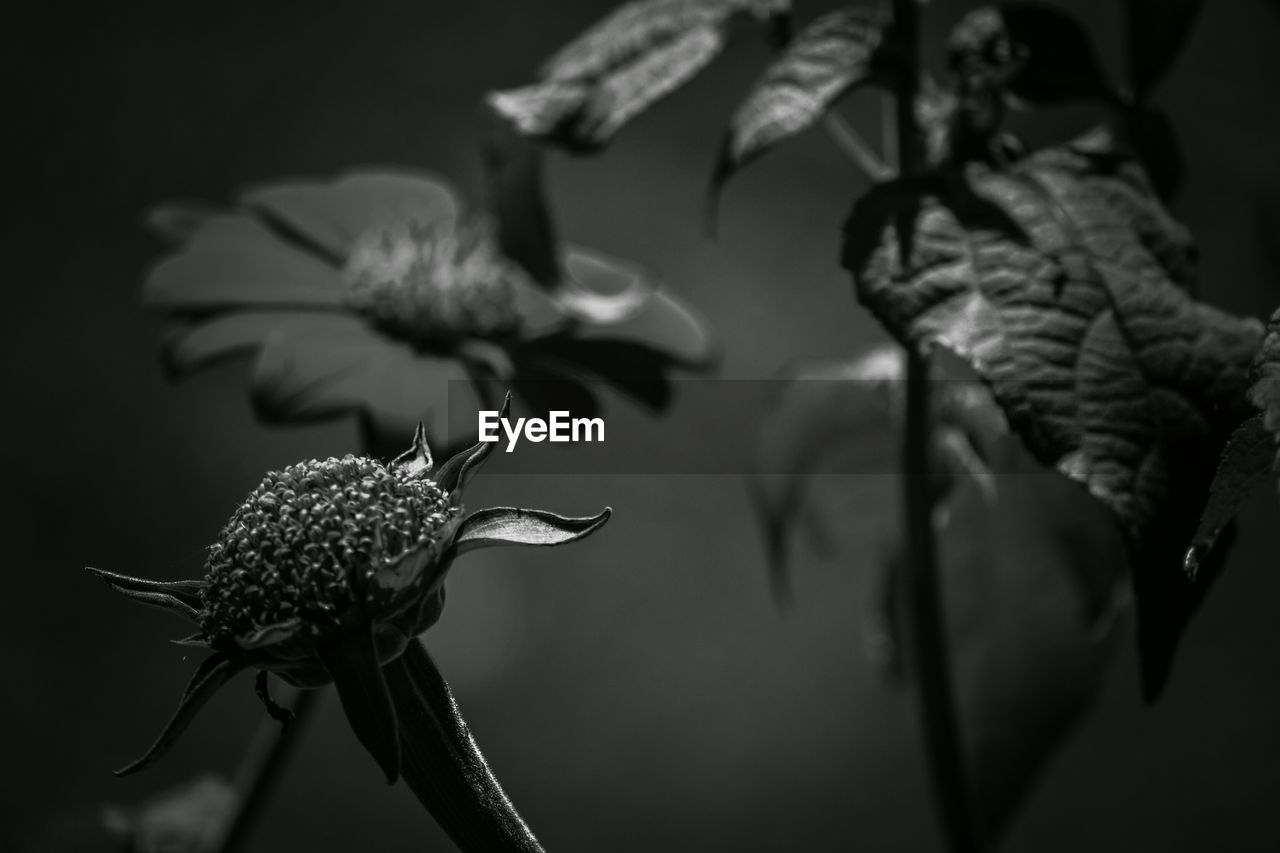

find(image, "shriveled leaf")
[1125,0,1203,102]
[843,133,1262,695]
[487,0,788,151]
[713,6,890,192]
[1186,415,1272,577]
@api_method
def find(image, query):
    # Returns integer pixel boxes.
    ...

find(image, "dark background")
[6,1,1280,850]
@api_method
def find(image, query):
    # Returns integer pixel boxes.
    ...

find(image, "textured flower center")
[342,217,524,347]
[200,456,458,645]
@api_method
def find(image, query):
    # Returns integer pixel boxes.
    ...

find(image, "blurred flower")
[101,775,237,853]
[145,168,714,444]
[88,394,610,785]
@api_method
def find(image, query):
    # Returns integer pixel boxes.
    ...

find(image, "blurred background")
[6,0,1280,850]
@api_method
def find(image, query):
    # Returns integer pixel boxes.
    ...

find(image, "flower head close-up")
[87,393,608,851]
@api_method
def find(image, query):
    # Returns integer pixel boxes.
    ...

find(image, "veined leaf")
[1125,0,1203,102]
[713,6,891,192]
[843,132,1262,696]
[486,0,788,151]
[1248,307,1280,440]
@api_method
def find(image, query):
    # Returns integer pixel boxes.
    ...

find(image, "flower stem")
[892,1,981,851]
[820,113,893,182]
[216,685,324,853]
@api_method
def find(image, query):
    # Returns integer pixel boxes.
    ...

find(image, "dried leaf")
[1125,0,1203,102]
[487,0,788,151]
[843,134,1262,695]
[713,7,890,191]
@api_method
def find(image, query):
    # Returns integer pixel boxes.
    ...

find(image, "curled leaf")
[713,6,891,193]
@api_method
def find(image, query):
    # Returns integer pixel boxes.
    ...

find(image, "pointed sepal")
[115,652,245,776]
[435,392,511,494]
[318,625,402,784]
[452,506,611,557]
[87,567,205,623]
[390,422,434,480]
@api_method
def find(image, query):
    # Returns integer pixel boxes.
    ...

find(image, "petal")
[452,506,611,556]
[558,247,655,322]
[558,248,716,367]
[115,653,245,776]
[318,625,402,784]
[384,639,544,852]
[248,316,471,440]
[434,392,511,494]
[86,567,203,624]
[239,169,461,260]
[161,310,317,377]
[143,213,348,310]
[145,202,222,244]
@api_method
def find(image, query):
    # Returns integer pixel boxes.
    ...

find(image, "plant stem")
[892,0,980,851]
[217,685,325,853]
[820,113,893,182]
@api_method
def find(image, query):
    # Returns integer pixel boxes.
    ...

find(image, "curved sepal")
[385,639,544,852]
[115,652,246,776]
[318,624,402,784]
[435,392,511,494]
[390,421,435,480]
[86,567,204,624]
[452,507,612,557]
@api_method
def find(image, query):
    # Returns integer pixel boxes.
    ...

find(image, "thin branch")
[217,684,325,853]
[892,0,982,851]
[820,113,893,182]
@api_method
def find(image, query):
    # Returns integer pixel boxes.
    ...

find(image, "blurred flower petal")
[144,214,347,309]
[163,310,320,376]
[558,248,714,366]
[249,315,474,440]
[559,247,656,322]
[146,202,222,244]
[240,169,461,260]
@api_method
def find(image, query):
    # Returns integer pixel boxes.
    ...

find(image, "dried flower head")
[89,393,610,783]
